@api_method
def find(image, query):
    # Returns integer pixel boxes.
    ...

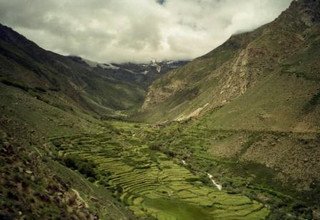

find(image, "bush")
[51,140,62,149]
[63,155,98,179]
[185,177,199,183]
[64,157,76,169]
[166,150,176,158]
[199,175,211,185]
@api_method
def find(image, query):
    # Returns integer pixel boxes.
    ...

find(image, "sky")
[0,0,293,63]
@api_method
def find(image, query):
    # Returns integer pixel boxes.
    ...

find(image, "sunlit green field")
[51,122,269,219]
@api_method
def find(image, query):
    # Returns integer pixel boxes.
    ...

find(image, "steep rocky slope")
[1,0,320,219]
[0,23,187,219]
[138,0,320,214]
[0,23,187,119]
[141,0,320,132]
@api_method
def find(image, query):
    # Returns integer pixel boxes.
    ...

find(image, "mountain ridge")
[0,23,187,119]
[1,0,320,219]
[134,0,320,199]
[139,0,320,133]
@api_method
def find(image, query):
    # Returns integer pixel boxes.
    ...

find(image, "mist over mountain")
[0,0,292,62]
[0,23,187,119]
[1,0,320,219]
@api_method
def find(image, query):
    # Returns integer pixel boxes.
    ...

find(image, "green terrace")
[49,122,269,220]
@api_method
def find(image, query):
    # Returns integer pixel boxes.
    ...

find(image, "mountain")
[69,56,189,88]
[0,23,187,119]
[140,0,320,132]
[1,0,320,219]
[0,24,186,219]
[136,0,320,217]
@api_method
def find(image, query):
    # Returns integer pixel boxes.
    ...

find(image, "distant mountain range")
[68,56,189,88]
[1,0,320,219]
[0,23,187,118]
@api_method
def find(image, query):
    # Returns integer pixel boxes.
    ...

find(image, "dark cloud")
[156,0,166,6]
[0,0,293,63]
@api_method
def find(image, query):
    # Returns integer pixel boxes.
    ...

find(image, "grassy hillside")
[1,0,320,219]
[139,0,320,130]
[0,23,147,119]
[141,120,320,219]
[49,121,270,220]
[0,21,190,219]
[137,0,320,188]
[0,81,137,219]
[0,83,272,219]
[133,0,320,218]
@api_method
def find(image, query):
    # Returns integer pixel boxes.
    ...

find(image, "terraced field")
[51,123,269,219]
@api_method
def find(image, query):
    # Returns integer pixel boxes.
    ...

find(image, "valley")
[7,113,316,219]
[1,0,320,219]
[2,75,317,219]
[49,121,269,219]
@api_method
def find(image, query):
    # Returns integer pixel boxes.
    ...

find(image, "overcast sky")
[0,0,292,63]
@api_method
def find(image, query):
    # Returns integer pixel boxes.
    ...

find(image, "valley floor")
[49,122,268,219]
[48,121,319,219]
[0,85,318,219]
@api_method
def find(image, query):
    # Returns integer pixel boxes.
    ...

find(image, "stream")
[207,173,222,191]
[181,160,222,191]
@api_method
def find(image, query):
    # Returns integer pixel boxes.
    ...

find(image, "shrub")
[51,140,62,149]
[63,155,98,179]
[304,91,320,112]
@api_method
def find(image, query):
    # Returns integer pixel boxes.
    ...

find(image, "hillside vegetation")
[1,0,320,219]
[136,0,320,218]
[140,0,320,131]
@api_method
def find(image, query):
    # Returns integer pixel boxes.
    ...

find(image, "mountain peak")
[286,0,320,26]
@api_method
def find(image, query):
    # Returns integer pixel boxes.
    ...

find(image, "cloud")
[156,0,166,6]
[0,0,292,63]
